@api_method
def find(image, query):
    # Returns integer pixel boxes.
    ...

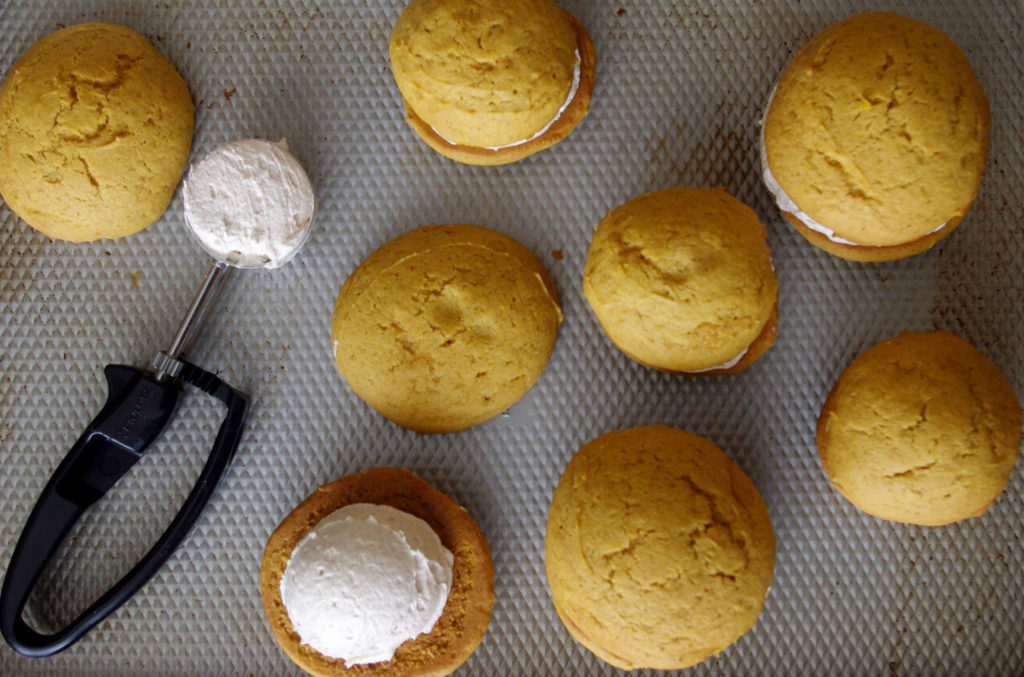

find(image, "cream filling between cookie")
[758,85,947,247]
[431,50,582,151]
[684,345,749,374]
[279,503,453,666]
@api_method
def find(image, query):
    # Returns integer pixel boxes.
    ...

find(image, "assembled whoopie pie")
[584,187,778,374]
[389,0,595,165]
[761,12,990,261]
[332,224,562,433]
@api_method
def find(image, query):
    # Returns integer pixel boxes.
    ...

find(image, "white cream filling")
[758,85,946,247]
[684,345,749,374]
[279,503,453,666]
[431,50,582,151]
[183,139,315,268]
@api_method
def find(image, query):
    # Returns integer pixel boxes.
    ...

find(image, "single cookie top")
[332,224,562,434]
[763,12,989,249]
[818,331,1022,526]
[261,468,495,677]
[390,0,579,149]
[545,425,775,670]
[0,22,194,242]
[583,187,777,373]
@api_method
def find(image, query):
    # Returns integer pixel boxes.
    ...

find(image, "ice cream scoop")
[0,138,316,658]
[156,139,316,375]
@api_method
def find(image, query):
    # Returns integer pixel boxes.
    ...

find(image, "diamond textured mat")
[1,1,1022,675]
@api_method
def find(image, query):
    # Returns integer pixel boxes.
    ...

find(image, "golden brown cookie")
[332,224,562,434]
[545,425,775,670]
[818,331,1022,526]
[389,0,595,165]
[761,12,989,261]
[583,187,778,374]
[261,468,495,677]
[0,22,194,242]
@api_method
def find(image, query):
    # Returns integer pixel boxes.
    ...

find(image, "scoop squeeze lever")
[0,261,249,658]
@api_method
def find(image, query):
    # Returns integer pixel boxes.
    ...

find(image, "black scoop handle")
[0,362,248,657]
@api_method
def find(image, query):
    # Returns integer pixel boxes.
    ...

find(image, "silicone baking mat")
[1,1,1021,675]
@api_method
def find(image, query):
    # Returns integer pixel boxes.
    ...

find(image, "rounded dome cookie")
[583,187,778,374]
[261,468,495,676]
[389,0,595,165]
[545,425,775,670]
[332,224,562,433]
[761,12,990,261]
[818,331,1022,526]
[0,22,195,242]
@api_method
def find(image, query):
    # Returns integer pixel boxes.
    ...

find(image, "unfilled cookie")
[545,425,775,670]
[818,331,1022,525]
[0,22,194,242]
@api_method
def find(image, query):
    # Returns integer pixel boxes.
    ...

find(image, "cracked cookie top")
[389,0,580,149]
[763,12,989,249]
[583,187,778,374]
[818,330,1022,526]
[544,425,775,670]
[332,224,562,434]
[0,22,194,242]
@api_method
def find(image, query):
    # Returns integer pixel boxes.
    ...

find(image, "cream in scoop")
[183,139,315,268]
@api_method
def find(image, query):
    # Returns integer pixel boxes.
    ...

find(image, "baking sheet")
[1,1,1022,674]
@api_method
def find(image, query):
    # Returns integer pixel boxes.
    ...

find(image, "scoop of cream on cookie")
[261,468,496,677]
[280,503,453,665]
